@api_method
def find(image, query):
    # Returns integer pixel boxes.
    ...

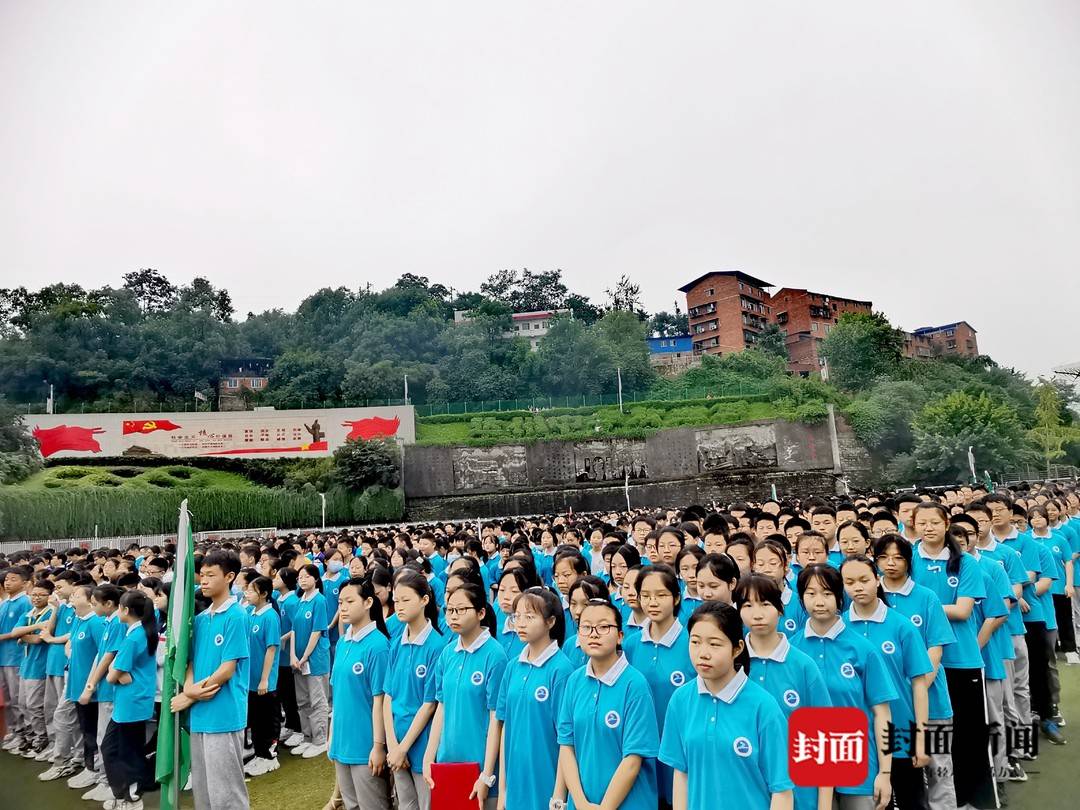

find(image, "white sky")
[2,2,1078,377]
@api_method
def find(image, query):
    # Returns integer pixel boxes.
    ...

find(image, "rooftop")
[912,321,977,335]
[771,287,873,307]
[678,270,774,293]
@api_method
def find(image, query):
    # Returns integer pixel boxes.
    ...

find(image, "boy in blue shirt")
[170,550,251,810]
[13,579,55,756]
[0,565,33,751]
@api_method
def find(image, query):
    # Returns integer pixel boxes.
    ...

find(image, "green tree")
[1028,382,1080,474]
[911,391,1031,481]
[530,316,615,395]
[604,274,643,314]
[820,312,905,390]
[123,269,177,314]
[755,323,789,361]
[592,310,657,392]
[263,349,345,408]
[333,438,401,491]
[648,310,689,337]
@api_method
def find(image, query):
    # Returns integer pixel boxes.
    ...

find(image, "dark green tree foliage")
[755,323,789,361]
[819,312,905,390]
[332,438,401,491]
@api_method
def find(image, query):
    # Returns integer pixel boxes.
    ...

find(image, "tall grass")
[0,486,392,541]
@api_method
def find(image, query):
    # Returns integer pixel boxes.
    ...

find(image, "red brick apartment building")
[904,321,980,358]
[770,289,873,376]
[678,271,774,356]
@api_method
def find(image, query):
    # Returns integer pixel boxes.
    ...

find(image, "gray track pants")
[191,730,249,810]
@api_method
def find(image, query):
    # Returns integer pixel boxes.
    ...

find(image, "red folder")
[430,762,481,810]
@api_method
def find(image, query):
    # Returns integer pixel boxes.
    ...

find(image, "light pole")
[404,374,409,404]
[319,492,326,531]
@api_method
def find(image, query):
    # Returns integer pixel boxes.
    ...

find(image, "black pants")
[890,756,930,810]
[1023,621,1052,719]
[945,668,995,809]
[101,719,149,800]
[74,701,99,770]
[247,691,281,758]
[277,665,301,732]
[1053,594,1076,653]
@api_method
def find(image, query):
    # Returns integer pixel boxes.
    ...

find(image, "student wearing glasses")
[496,587,573,810]
[423,583,507,810]
[556,599,659,810]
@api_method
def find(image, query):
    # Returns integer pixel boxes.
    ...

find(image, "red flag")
[33,425,105,458]
[342,416,400,440]
[122,419,181,435]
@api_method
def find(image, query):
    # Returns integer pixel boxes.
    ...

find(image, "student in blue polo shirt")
[563,577,610,670]
[321,550,349,650]
[417,533,447,582]
[874,533,957,808]
[660,601,794,810]
[494,569,530,660]
[328,575,391,810]
[13,578,54,755]
[735,574,832,810]
[496,587,573,810]
[289,563,331,759]
[751,540,805,637]
[423,582,507,810]
[273,567,303,748]
[62,584,105,791]
[791,564,896,810]
[384,572,444,810]
[243,576,281,778]
[623,565,692,807]
[911,502,992,808]
[101,590,158,808]
[675,546,705,623]
[168,549,251,810]
[0,565,33,749]
[38,570,81,781]
[842,554,934,810]
[556,599,659,810]
[77,583,123,803]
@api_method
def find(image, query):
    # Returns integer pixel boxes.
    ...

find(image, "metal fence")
[1001,465,1080,486]
[16,384,771,418]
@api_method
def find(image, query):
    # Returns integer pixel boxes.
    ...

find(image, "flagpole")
[172,501,188,810]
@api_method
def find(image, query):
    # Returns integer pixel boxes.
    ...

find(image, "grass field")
[17,465,260,492]
[2,662,1078,809]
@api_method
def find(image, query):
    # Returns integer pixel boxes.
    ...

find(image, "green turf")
[1,662,1077,808]
[16,465,261,493]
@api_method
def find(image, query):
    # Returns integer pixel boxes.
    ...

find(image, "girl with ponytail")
[100,590,157,808]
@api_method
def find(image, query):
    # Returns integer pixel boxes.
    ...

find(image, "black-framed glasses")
[578,623,618,637]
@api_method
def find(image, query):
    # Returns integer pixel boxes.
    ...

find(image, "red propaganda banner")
[123,419,182,435]
[788,707,869,787]
[32,425,105,458]
[342,415,400,440]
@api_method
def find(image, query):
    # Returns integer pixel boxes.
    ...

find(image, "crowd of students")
[0,481,1078,810]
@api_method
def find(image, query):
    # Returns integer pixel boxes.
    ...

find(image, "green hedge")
[0,485,400,541]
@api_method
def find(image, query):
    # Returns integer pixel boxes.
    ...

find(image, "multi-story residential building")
[218,357,272,411]
[905,321,980,358]
[679,271,774,356]
[646,334,699,375]
[770,288,873,376]
[453,308,568,351]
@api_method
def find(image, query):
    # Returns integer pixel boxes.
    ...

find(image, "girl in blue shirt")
[553,551,589,633]
[735,573,832,810]
[274,567,303,747]
[101,590,158,807]
[495,569,530,660]
[751,540,805,637]
[661,601,794,810]
[623,565,693,806]
[695,553,740,604]
[244,576,282,777]
[63,585,104,789]
[371,565,406,643]
[910,502,993,809]
[328,576,392,810]
[791,564,896,810]
[842,554,934,810]
[290,564,331,758]
[321,550,349,649]
[608,544,640,617]
[563,577,610,670]
[675,545,705,623]
[619,565,648,637]
[384,572,444,810]
[556,599,659,810]
[423,582,507,810]
[496,587,574,810]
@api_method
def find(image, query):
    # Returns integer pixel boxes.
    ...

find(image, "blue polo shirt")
[790,618,897,796]
[496,641,575,810]
[277,590,299,641]
[779,586,806,638]
[883,578,955,720]
[976,540,1027,637]
[846,601,932,745]
[660,670,793,810]
[247,604,281,692]
[433,629,508,788]
[1038,530,1069,597]
[911,543,986,669]
[997,530,1045,624]
[383,621,445,774]
[746,633,831,810]
[0,593,30,667]
[563,635,588,670]
[969,551,1013,681]
[291,591,331,676]
[328,622,389,765]
[95,612,125,703]
[189,598,250,734]
[494,609,526,661]
[1034,542,1059,631]
[556,654,659,810]
[112,623,157,723]
[66,613,105,701]
[623,619,694,805]
[321,570,347,642]
[17,606,53,680]
[46,601,77,678]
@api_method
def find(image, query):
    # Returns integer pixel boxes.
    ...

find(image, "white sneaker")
[290,742,310,757]
[2,735,24,751]
[34,745,55,762]
[301,742,327,759]
[1066,651,1080,665]
[38,764,65,781]
[244,756,280,776]
[67,767,99,789]
[81,783,112,802]
[283,732,304,747]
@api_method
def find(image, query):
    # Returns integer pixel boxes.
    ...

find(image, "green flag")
[156,500,195,810]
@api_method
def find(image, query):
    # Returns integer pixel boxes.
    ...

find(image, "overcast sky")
[2,2,1078,377]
